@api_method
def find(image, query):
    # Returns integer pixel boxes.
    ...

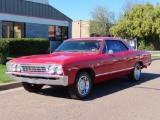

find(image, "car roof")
[66,37,134,50]
[67,37,122,41]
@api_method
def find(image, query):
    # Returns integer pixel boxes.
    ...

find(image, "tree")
[89,6,115,36]
[122,0,147,12]
[110,3,160,50]
[110,3,160,39]
[122,0,137,12]
[118,0,147,20]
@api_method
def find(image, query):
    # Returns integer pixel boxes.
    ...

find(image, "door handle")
[123,57,127,60]
[101,61,105,64]
[113,59,118,62]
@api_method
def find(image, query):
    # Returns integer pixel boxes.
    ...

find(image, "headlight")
[11,64,17,71]
[48,65,56,73]
[16,64,21,72]
[55,65,63,74]
[48,64,63,74]
[6,62,21,72]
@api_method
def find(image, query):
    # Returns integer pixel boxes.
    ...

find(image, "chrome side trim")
[6,72,68,86]
[96,67,134,77]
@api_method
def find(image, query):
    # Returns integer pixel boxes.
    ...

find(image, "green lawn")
[151,56,160,59]
[0,64,13,83]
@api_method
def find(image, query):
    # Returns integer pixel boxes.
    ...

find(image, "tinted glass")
[2,21,25,38]
[48,26,68,42]
[14,22,25,38]
[118,41,128,52]
[2,21,14,38]
[105,40,121,53]
[102,44,107,54]
[55,40,102,52]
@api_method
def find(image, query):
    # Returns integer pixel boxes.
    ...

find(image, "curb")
[0,58,160,91]
[151,58,160,61]
[0,82,22,91]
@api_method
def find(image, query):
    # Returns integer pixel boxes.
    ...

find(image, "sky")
[49,0,159,21]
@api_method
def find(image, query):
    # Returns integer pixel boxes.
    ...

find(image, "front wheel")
[68,71,93,100]
[22,82,43,93]
[128,63,141,82]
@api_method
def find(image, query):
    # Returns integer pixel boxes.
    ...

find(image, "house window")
[61,26,68,41]
[14,22,25,38]
[48,26,55,40]
[2,21,14,38]
[48,26,68,42]
[2,21,25,38]
[55,26,62,41]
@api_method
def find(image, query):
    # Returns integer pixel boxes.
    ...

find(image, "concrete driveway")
[0,60,160,120]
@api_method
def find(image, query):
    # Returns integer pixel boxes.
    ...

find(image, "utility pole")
[80,20,82,38]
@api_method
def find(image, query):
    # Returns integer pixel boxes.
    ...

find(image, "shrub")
[138,39,159,51]
[3,38,49,56]
[0,39,9,64]
[145,43,155,51]
[138,40,146,50]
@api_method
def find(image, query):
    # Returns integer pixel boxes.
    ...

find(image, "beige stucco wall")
[72,20,90,38]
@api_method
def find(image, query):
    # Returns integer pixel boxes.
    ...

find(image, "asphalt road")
[0,60,160,120]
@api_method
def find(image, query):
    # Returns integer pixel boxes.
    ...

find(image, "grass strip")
[0,64,13,83]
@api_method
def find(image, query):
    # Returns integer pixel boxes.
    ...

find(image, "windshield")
[55,40,102,52]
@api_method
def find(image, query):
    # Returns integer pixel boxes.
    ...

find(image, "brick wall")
[25,23,48,38]
[0,21,2,38]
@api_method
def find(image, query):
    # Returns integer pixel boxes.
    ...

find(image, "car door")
[102,40,126,78]
[94,40,114,82]
[118,41,139,71]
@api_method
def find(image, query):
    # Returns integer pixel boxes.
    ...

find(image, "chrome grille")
[21,65,49,73]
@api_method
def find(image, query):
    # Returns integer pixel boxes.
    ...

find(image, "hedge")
[138,39,160,51]
[3,38,49,56]
[0,39,9,64]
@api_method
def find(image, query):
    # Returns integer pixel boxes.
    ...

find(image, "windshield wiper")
[68,50,80,52]
[54,50,64,52]
[55,50,85,52]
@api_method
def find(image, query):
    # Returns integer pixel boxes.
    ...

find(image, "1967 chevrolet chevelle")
[6,37,151,99]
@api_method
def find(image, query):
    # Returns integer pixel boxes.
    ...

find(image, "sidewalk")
[0,82,22,91]
[148,51,160,56]
[149,51,160,60]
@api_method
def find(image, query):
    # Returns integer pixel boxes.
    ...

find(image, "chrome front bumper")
[6,72,68,86]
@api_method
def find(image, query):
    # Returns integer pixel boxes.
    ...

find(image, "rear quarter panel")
[124,50,151,69]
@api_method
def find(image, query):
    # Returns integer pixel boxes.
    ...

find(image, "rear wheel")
[22,82,43,93]
[128,63,141,82]
[68,71,92,100]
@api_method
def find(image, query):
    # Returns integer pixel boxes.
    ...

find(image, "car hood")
[9,52,98,65]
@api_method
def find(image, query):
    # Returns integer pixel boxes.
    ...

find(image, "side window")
[106,40,121,53]
[118,41,128,52]
[102,41,107,54]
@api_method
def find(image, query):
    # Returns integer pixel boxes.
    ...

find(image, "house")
[0,0,72,42]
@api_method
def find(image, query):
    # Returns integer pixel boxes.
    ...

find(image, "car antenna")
[50,38,52,54]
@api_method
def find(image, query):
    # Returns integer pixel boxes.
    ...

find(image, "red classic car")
[6,37,151,99]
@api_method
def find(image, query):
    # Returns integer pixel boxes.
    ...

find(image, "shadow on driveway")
[38,72,160,100]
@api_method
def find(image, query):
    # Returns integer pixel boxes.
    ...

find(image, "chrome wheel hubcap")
[78,75,90,96]
[134,65,141,80]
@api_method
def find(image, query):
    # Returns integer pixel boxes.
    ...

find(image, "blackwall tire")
[22,82,43,93]
[128,63,141,82]
[68,71,92,100]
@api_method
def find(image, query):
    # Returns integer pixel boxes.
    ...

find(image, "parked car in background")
[6,37,151,99]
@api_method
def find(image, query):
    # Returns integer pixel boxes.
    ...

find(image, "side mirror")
[108,50,113,55]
